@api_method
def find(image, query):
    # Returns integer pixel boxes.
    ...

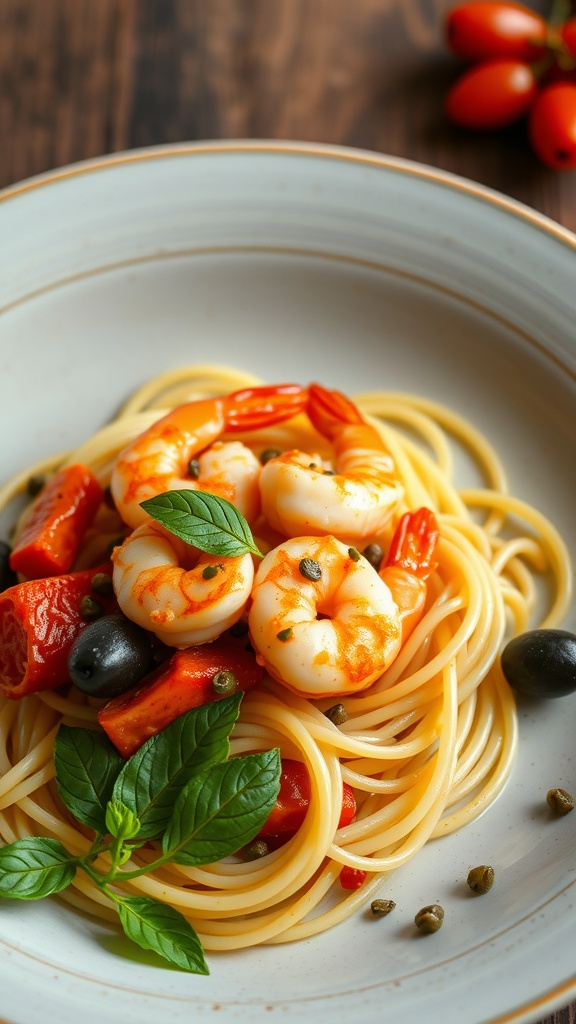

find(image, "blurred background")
[1,0,576,229]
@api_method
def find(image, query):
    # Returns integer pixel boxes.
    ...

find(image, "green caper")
[324,703,348,725]
[414,904,444,934]
[91,571,114,598]
[362,542,383,571]
[260,448,281,464]
[188,458,200,479]
[202,564,222,580]
[546,787,575,816]
[467,865,494,894]
[212,670,238,696]
[370,898,396,917]
[240,839,270,861]
[276,627,293,642]
[79,595,105,620]
[299,558,322,581]
[347,547,361,562]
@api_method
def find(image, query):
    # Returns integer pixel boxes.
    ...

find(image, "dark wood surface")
[0,3,574,1023]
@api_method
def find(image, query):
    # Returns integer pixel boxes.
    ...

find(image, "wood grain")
[0,3,574,1021]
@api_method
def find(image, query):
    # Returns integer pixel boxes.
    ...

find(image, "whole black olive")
[501,628,576,699]
[68,614,154,698]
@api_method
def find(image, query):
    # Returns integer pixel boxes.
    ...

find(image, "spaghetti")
[0,364,572,951]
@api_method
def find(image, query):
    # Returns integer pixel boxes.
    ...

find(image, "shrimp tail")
[223,384,309,431]
[306,382,365,439]
[385,507,439,580]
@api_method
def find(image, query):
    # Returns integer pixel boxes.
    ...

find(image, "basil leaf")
[105,800,141,841]
[0,838,76,899]
[140,489,262,557]
[115,895,209,974]
[112,694,242,841]
[162,749,281,866]
[54,725,124,833]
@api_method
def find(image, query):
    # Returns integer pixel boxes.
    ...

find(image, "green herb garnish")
[0,694,280,975]
[140,489,263,558]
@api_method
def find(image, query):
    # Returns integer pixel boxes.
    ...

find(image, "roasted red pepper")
[256,758,356,841]
[98,639,266,757]
[0,563,116,699]
[9,463,104,579]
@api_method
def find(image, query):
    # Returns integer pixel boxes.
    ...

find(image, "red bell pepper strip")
[9,463,104,580]
[255,758,356,840]
[0,563,116,699]
[97,640,266,758]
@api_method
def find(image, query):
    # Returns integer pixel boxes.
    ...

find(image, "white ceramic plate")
[0,141,575,1024]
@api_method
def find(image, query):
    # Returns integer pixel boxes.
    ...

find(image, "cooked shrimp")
[248,508,439,698]
[258,382,404,544]
[112,520,254,647]
[110,383,308,529]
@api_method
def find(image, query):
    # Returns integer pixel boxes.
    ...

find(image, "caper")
[276,627,293,642]
[299,558,322,581]
[240,839,270,861]
[324,703,348,725]
[546,787,575,816]
[79,595,105,620]
[260,448,281,465]
[347,547,361,562]
[414,904,444,934]
[362,542,383,571]
[467,865,494,894]
[187,458,200,479]
[202,564,222,580]
[91,571,114,598]
[212,670,238,696]
[370,898,396,917]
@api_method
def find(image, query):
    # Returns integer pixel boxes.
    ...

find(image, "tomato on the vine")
[529,82,576,168]
[445,2,548,63]
[445,58,538,130]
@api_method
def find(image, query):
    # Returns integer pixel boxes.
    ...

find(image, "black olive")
[68,614,154,698]
[501,629,576,699]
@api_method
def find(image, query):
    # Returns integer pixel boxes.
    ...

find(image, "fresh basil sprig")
[0,694,280,975]
[140,489,263,558]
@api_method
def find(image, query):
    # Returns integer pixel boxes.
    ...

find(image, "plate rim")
[1,137,576,256]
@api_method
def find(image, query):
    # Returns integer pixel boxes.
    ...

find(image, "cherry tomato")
[446,2,548,62]
[256,759,356,837]
[445,59,538,130]
[529,82,576,168]
[340,866,367,891]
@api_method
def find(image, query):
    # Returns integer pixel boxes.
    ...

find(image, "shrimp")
[248,508,439,698]
[258,382,404,544]
[110,383,308,529]
[112,520,254,647]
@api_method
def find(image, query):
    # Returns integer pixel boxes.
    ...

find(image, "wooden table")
[0,3,574,1024]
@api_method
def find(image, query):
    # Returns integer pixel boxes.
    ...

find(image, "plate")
[0,140,575,1024]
